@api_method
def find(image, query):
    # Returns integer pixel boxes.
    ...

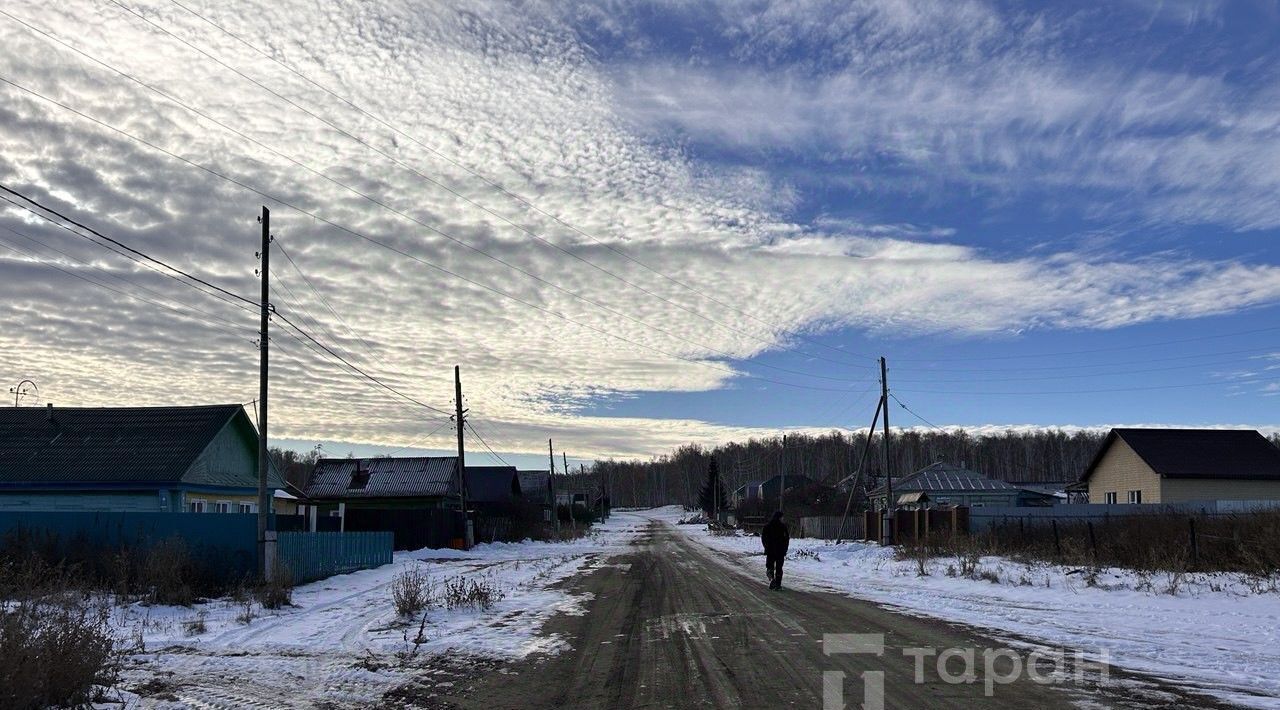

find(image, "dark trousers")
[766,553,784,587]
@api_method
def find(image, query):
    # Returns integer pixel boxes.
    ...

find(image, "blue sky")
[3,0,1279,464]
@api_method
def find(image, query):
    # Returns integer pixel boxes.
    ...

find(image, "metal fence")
[0,510,259,578]
[276,531,393,584]
[966,499,1280,533]
[797,516,864,540]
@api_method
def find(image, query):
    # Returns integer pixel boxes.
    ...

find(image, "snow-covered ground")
[653,507,1280,709]
[110,511,649,707]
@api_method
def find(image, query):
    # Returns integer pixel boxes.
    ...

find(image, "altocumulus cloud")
[1,0,1279,458]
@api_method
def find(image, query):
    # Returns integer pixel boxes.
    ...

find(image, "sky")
[1,0,1279,468]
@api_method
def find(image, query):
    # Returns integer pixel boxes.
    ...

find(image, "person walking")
[760,510,790,590]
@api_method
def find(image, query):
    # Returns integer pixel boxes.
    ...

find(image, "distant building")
[730,480,763,507]
[517,470,553,507]
[303,456,459,516]
[757,474,817,501]
[0,403,282,512]
[868,462,1056,509]
[1083,428,1280,504]
[465,466,522,508]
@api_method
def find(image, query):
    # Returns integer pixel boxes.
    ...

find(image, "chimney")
[46,402,53,421]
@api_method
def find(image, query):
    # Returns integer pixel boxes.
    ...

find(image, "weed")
[181,613,207,637]
[391,565,431,618]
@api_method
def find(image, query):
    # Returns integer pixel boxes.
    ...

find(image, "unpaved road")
[442,521,1236,709]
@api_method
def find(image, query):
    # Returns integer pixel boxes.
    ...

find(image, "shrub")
[142,537,194,606]
[256,562,293,610]
[391,566,431,618]
[0,558,123,709]
[440,576,504,611]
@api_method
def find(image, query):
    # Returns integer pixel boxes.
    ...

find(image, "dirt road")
[443,521,1234,709]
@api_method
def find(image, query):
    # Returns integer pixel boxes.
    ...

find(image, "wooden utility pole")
[256,206,271,578]
[880,356,894,545]
[548,438,560,532]
[779,434,787,513]
[454,366,467,514]
[563,451,576,532]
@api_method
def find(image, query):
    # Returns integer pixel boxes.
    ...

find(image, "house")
[516,470,553,507]
[465,466,522,507]
[868,462,1057,509]
[0,403,282,512]
[302,456,459,516]
[1083,428,1280,505]
[730,480,762,507]
[758,474,816,501]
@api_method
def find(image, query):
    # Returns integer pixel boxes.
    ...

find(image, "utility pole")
[256,206,271,579]
[779,434,786,513]
[880,356,894,545]
[548,438,560,532]
[454,366,469,546]
[563,451,575,532]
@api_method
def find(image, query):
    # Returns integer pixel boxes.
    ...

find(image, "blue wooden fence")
[277,531,393,583]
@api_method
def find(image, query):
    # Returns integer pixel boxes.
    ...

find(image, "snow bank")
[665,512,1280,709]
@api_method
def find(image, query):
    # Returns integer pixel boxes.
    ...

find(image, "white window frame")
[214,500,231,514]
[189,498,207,513]
[1104,492,1117,505]
[238,502,256,514]
[1127,490,1142,504]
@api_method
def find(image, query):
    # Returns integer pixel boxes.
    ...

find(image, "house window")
[238,502,256,514]
[188,498,207,513]
[1127,490,1142,504]
[214,501,231,514]
[1104,492,1117,505]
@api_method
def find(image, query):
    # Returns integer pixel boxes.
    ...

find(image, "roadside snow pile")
[667,515,1280,710]
[114,511,649,706]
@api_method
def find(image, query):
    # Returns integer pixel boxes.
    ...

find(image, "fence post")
[1087,521,1098,565]
[1052,520,1062,559]
[1188,518,1199,571]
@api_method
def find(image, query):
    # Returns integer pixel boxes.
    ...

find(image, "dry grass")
[0,557,125,709]
[391,565,431,618]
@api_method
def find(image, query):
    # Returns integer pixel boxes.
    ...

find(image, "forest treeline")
[590,429,1280,509]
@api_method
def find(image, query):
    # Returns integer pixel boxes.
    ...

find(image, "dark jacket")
[761,517,790,556]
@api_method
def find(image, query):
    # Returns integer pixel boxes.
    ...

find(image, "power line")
[895,375,1280,396]
[156,0,879,369]
[0,220,251,334]
[0,14,869,386]
[0,183,258,309]
[465,420,512,467]
[0,235,254,342]
[889,393,946,431]
[0,74,868,393]
[272,309,452,415]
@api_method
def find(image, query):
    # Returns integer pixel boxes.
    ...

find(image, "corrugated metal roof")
[0,404,261,486]
[305,456,458,499]
[872,462,1016,494]
[517,470,551,504]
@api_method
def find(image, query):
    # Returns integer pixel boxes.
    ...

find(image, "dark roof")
[516,470,551,503]
[759,474,817,495]
[871,463,1018,495]
[0,404,268,487]
[305,457,457,499]
[466,466,521,504]
[1084,428,1280,481]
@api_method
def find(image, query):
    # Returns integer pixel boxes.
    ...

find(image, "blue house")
[0,403,281,512]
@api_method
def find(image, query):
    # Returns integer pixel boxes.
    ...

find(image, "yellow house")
[1083,428,1280,505]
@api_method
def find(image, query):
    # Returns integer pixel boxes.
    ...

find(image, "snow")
[111,511,650,707]
[654,507,1280,709]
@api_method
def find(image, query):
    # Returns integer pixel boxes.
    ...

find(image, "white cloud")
[0,0,1277,459]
